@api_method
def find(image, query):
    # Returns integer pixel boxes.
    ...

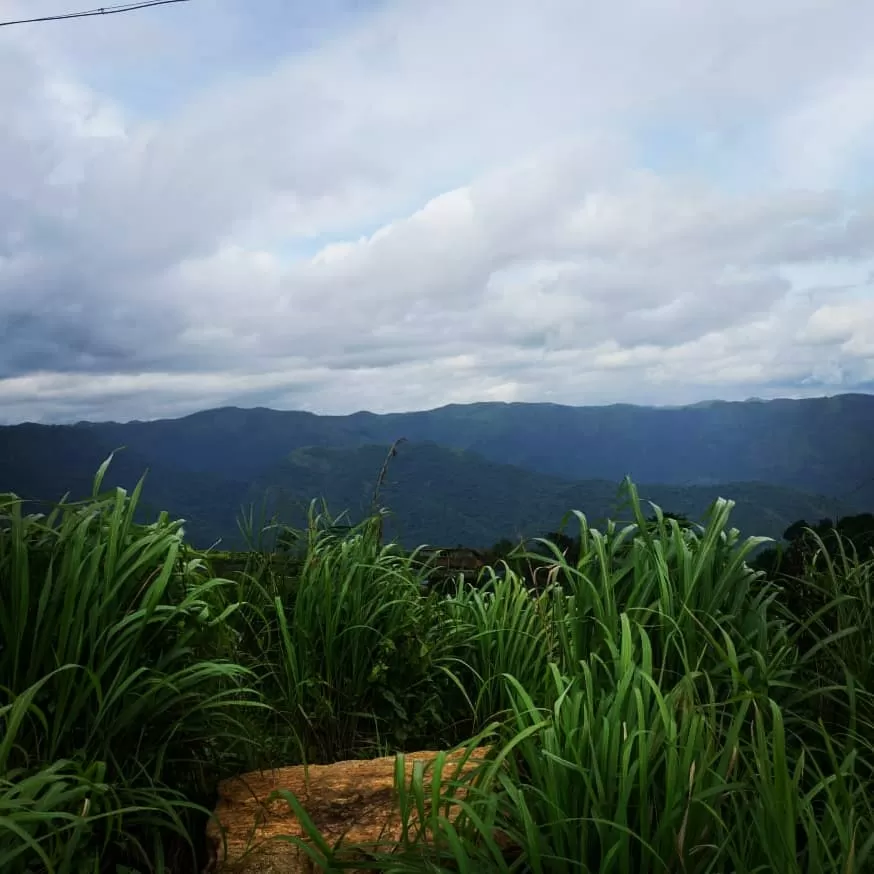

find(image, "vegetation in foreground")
[1,462,873,872]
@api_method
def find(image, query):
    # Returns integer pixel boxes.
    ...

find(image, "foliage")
[753,512,874,579]
[0,463,258,872]
[221,502,462,764]
[1,463,873,872]
[273,481,874,873]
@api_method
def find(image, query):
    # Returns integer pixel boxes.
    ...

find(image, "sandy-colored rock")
[205,748,491,874]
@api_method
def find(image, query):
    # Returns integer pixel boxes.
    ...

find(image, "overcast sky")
[1,0,873,423]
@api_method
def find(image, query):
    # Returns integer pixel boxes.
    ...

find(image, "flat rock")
[205,748,490,873]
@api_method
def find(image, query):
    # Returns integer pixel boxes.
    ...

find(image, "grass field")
[2,463,873,872]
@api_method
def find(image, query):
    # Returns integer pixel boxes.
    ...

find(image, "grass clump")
[225,504,459,764]
[0,461,258,872]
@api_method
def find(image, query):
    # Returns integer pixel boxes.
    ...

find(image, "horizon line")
[4,389,872,428]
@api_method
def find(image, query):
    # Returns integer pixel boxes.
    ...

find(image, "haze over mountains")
[2,393,871,549]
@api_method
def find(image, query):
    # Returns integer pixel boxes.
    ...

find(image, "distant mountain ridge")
[2,393,870,548]
[66,393,874,501]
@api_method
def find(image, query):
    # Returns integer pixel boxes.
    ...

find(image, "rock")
[205,747,491,873]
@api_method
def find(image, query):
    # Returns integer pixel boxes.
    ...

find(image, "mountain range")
[1,393,871,549]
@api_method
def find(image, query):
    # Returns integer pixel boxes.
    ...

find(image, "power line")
[0,0,192,28]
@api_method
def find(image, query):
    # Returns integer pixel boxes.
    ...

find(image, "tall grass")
[2,467,873,872]
[770,525,874,798]
[277,483,874,873]
[356,665,873,872]
[439,570,559,731]
[0,463,258,872]
[225,504,461,764]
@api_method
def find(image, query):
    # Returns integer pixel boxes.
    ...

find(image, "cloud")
[1,0,873,422]
[772,72,874,189]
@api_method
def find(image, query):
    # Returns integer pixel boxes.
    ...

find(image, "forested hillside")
[0,420,856,548]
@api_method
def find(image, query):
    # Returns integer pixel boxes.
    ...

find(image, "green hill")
[247,442,850,548]
[2,394,868,548]
[61,393,874,508]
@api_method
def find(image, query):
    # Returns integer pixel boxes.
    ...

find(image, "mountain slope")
[248,442,849,548]
[0,423,249,546]
[3,394,868,548]
[0,429,845,549]
[65,393,874,508]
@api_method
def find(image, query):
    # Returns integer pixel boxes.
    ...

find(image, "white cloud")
[0,0,873,423]
[772,72,874,188]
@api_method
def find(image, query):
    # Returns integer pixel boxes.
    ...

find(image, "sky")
[1,0,873,423]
